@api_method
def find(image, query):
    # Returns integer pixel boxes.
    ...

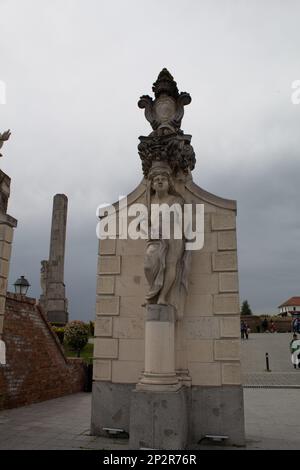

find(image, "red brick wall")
[241,315,293,333]
[0,293,86,410]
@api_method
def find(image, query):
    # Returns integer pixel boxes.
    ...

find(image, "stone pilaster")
[0,170,17,339]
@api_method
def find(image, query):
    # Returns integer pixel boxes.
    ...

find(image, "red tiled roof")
[278,297,300,308]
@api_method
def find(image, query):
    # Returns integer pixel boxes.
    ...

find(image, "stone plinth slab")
[222,363,241,385]
[97,276,115,295]
[213,294,240,315]
[98,256,121,275]
[211,213,236,231]
[0,224,14,243]
[188,362,221,386]
[0,241,12,261]
[112,360,143,383]
[94,338,118,359]
[129,387,189,449]
[212,252,238,271]
[95,317,113,337]
[220,317,240,338]
[218,231,237,250]
[93,359,112,381]
[219,272,239,292]
[99,239,116,255]
[190,385,245,446]
[96,296,120,316]
[214,339,241,360]
[91,381,134,435]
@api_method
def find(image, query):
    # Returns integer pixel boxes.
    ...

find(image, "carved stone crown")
[138,69,196,178]
[148,161,172,179]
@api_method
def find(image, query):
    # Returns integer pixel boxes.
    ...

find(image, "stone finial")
[137,70,195,178]
[152,68,180,99]
[138,69,191,132]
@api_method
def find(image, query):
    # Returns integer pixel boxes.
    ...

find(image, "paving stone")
[1,332,300,451]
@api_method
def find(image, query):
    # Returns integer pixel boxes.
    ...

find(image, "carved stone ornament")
[0,130,11,158]
[0,170,10,214]
[138,69,196,177]
[40,260,49,297]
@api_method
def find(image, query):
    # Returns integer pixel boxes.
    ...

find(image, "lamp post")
[14,276,30,296]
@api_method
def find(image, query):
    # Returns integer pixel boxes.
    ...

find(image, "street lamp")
[14,276,30,295]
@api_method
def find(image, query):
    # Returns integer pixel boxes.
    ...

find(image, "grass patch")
[63,341,94,364]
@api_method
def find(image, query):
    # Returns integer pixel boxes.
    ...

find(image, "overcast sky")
[1,0,300,319]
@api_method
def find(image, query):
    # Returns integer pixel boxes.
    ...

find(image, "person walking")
[241,320,246,340]
[245,324,250,340]
[292,317,300,334]
[262,317,268,332]
[290,333,300,369]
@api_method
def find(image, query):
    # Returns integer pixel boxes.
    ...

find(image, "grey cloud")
[1,0,300,319]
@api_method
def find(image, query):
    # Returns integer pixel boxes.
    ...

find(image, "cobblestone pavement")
[243,372,300,387]
[241,332,300,387]
[0,393,126,450]
[1,389,300,450]
[241,332,295,373]
[1,334,300,450]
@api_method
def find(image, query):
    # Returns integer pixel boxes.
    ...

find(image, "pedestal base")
[91,382,245,448]
[129,387,189,450]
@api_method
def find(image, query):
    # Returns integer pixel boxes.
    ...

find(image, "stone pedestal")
[130,304,189,449]
[138,304,179,390]
[129,387,189,450]
[91,70,246,449]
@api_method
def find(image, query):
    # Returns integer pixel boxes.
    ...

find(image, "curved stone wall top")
[185,180,237,213]
[107,177,236,214]
[109,179,147,214]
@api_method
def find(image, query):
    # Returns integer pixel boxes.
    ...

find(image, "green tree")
[241,300,252,315]
[64,321,89,357]
[89,321,95,337]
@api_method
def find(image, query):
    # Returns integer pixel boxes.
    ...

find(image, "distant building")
[278,297,300,316]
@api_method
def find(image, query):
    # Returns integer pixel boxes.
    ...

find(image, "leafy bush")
[52,326,65,344]
[64,321,89,357]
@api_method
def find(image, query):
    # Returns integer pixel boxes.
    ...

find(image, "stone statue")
[40,260,49,297]
[0,171,10,214]
[144,162,190,319]
[0,130,11,213]
[0,130,11,158]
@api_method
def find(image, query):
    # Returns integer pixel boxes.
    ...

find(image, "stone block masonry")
[0,168,17,338]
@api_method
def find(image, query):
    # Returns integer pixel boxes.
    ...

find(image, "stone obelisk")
[42,194,68,325]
